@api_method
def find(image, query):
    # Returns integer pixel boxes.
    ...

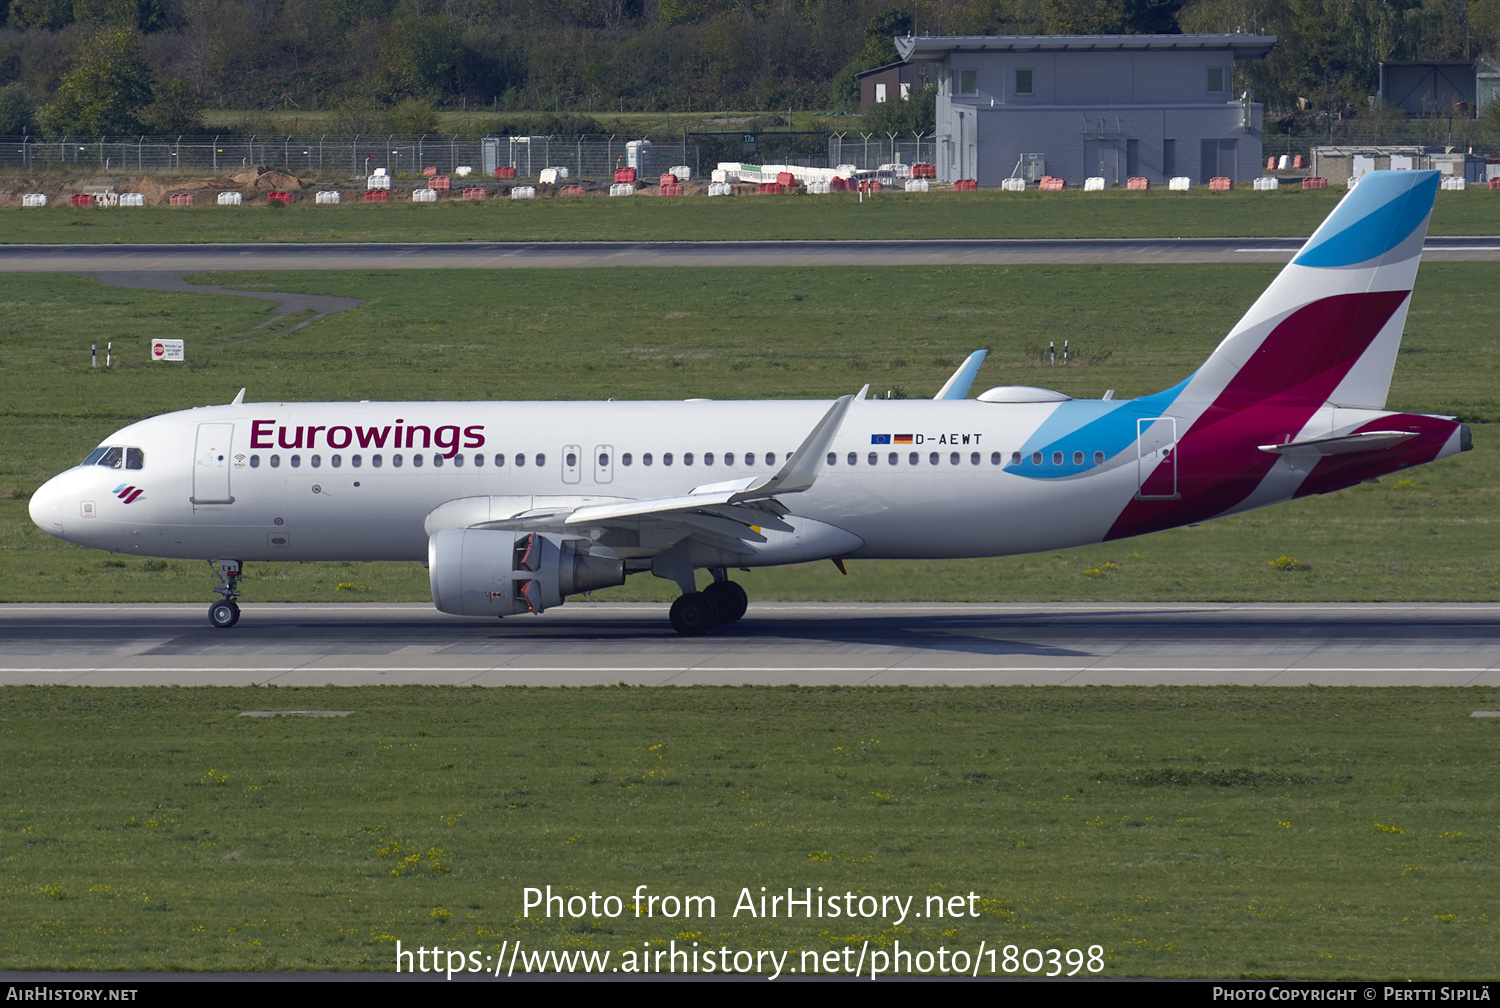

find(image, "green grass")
[1,685,1495,977]
[4,265,1495,604]
[7,185,1500,244]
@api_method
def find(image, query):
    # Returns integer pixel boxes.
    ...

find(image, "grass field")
[7,185,1500,244]
[1,685,1495,977]
[3,264,1495,605]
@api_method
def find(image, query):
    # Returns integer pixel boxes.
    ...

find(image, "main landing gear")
[207,559,243,628]
[668,571,748,636]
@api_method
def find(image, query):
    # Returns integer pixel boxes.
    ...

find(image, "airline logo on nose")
[113,484,144,503]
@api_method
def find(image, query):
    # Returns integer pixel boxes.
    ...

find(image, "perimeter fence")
[0,132,938,179]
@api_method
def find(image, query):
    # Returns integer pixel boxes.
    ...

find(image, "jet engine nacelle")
[428,528,625,618]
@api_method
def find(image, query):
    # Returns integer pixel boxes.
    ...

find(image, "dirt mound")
[230,165,303,191]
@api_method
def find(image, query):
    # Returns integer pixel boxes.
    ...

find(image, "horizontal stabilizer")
[1257,431,1417,457]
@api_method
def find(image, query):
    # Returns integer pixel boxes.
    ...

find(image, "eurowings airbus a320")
[29,170,1471,634]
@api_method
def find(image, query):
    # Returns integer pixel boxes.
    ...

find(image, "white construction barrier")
[710,169,729,183]
[22,193,47,207]
[1253,176,1280,190]
[1440,175,1467,190]
[882,163,912,179]
[706,182,734,196]
[455,166,473,177]
[94,193,120,207]
[1000,178,1026,191]
[511,186,537,199]
[806,181,831,194]
[609,183,635,197]
[669,165,692,180]
[119,193,145,207]
[315,190,341,204]
[413,188,438,202]
[1083,177,1106,191]
[366,171,391,190]
[1278,154,1291,170]
[217,192,243,205]
[1169,177,1192,190]
[903,178,930,192]
[538,167,569,184]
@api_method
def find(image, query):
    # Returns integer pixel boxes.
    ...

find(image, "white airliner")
[29,170,1471,634]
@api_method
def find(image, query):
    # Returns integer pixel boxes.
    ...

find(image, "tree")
[861,83,937,135]
[139,78,204,134]
[38,27,154,135]
[0,83,38,134]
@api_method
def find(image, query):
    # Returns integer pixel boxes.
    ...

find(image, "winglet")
[934,350,988,400]
[231,388,246,406]
[733,392,857,500]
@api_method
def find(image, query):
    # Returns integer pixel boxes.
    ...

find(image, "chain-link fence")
[0,132,939,179]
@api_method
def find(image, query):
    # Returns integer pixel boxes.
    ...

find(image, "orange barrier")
[1037,176,1063,191]
[1126,176,1149,190]
[1292,155,1305,169]
[1301,177,1328,190]
[1208,177,1233,191]
[169,193,194,206]
[423,166,438,177]
[558,185,586,197]
[461,187,487,200]
[1266,157,1277,171]
[429,176,450,191]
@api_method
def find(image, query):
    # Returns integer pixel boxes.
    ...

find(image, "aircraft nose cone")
[28,476,66,539]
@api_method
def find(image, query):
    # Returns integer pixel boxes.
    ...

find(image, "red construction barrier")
[429,176,450,191]
[422,166,438,177]
[1301,177,1328,190]
[1489,177,1500,190]
[70,193,95,207]
[658,183,683,196]
[461,187,487,200]
[614,167,637,183]
[494,166,517,179]
[558,185,585,197]
[1292,155,1305,169]
[363,189,388,202]
[660,173,677,186]
[757,182,784,194]
[1037,177,1063,191]
[1266,157,1278,171]
[1126,177,1150,190]
[858,180,883,194]
[911,163,936,179]
[169,193,194,206]
[776,171,795,187]
[268,191,292,205]
[1208,177,1233,191]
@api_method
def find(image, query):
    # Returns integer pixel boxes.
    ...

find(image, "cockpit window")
[83,446,144,469]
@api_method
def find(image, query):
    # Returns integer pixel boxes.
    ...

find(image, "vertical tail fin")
[1181,169,1440,411]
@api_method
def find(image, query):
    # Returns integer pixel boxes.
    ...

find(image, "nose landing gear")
[207,559,243,628]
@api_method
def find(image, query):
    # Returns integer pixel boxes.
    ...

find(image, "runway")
[3,236,1500,272]
[4,602,1497,687]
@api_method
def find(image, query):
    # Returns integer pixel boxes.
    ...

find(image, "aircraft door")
[1135,417,1179,500]
[562,444,582,484]
[192,422,236,504]
[593,444,614,484]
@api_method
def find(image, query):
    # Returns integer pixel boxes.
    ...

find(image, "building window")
[955,69,977,96]
[1015,68,1033,95]
[1207,67,1226,94]
[875,82,887,104]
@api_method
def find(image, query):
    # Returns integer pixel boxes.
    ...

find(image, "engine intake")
[429,529,625,617]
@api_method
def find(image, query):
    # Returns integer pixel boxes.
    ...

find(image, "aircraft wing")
[468,391,860,553]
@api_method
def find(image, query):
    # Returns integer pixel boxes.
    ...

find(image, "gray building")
[893,35,1276,187]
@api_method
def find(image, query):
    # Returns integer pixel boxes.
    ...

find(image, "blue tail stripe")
[1293,171,1439,269]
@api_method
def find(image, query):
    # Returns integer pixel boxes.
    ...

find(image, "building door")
[1084,140,1119,186]
[1200,139,1238,183]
